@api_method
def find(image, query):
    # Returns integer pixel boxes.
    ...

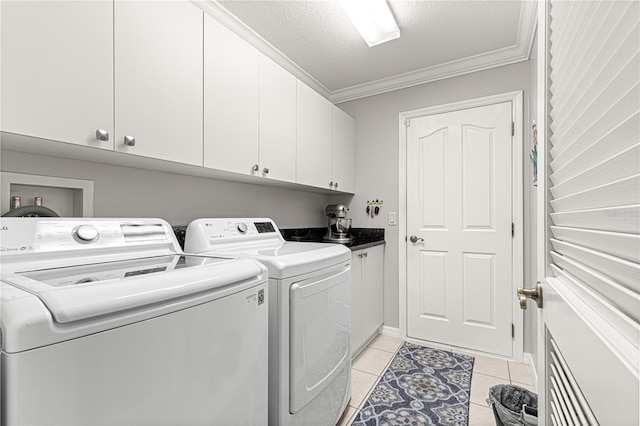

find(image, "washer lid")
[2,254,265,323]
[206,241,351,279]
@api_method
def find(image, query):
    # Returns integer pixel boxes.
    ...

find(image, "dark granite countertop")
[281,227,385,251]
[173,225,385,252]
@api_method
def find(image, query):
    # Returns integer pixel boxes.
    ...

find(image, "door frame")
[398,91,524,361]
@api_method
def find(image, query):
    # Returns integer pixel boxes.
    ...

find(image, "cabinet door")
[204,16,259,175]
[350,251,363,354]
[1,0,113,149]
[332,106,356,193]
[115,0,203,165]
[296,81,333,188]
[361,245,384,341]
[258,55,296,182]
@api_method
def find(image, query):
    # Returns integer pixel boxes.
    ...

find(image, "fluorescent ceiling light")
[340,0,400,47]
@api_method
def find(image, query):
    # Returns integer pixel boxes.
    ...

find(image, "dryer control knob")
[236,222,248,234]
[73,225,99,244]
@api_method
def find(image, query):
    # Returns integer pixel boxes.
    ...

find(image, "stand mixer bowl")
[335,218,352,235]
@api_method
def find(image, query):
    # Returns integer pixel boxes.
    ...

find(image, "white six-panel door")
[406,102,514,356]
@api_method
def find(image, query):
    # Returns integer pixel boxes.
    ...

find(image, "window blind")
[548,0,640,348]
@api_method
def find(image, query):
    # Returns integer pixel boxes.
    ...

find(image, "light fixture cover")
[340,0,400,47]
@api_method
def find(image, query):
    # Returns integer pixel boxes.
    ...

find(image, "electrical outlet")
[388,212,397,226]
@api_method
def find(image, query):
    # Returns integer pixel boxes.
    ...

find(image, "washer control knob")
[236,222,248,234]
[73,225,99,244]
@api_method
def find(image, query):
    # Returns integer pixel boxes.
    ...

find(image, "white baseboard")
[524,352,539,392]
[379,325,400,338]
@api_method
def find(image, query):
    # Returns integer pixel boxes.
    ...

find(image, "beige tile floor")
[336,335,535,426]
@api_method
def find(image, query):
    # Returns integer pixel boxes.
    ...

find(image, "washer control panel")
[0,219,173,255]
[194,218,279,243]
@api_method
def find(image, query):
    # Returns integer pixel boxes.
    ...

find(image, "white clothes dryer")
[185,218,351,426]
[0,218,269,426]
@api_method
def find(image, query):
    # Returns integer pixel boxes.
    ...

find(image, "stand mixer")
[323,204,352,243]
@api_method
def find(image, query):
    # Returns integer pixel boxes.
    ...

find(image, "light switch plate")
[388,212,397,226]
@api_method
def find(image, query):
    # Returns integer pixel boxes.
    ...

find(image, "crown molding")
[331,1,538,103]
[193,0,537,105]
[191,0,331,98]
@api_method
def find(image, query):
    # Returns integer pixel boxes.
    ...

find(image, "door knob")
[409,235,424,243]
[123,136,136,146]
[517,282,543,309]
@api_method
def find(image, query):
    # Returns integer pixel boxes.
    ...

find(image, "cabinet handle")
[253,164,259,172]
[334,182,339,189]
[263,167,269,174]
[96,129,109,141]
[363,252,368,257]
[123,136,135,146]
[329,181,334,188]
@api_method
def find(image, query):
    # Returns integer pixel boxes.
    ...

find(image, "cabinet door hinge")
[511,223,514,237]
[511,121,515,136]
[405,118,411,127]
[512,323,515,338]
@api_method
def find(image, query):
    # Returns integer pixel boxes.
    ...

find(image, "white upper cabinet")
[115,0,203,166]
[1,0,114,149]
[204,15,260,175]
[1,2,356,194]
[296,81,333,189]
[332,107,356,193]
[259,55,297,182]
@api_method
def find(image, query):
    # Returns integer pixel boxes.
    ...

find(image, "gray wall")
[1,150,335,227]
[1,58,539,360]
[338,60,535,347]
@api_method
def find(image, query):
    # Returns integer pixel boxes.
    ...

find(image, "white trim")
[524,352,539,392]
[330,46,530,104]
[0,171,94,217]
[398,91,525,362]
[535,1,549,420]
[192,0,537,105]
[520,0,539,64]
[379,325,400,338]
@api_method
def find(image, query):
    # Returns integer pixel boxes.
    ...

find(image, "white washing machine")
[185,218,351,426]
[0,217,269,426]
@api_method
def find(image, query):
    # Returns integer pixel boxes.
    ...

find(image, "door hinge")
[511,223,514,237]
[405,118,411,127]
[512,324,515,338]
[511,121,515,136]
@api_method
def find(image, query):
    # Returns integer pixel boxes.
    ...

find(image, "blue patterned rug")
[352,342,474,426]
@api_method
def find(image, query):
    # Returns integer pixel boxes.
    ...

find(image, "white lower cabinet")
[350,244,384,356]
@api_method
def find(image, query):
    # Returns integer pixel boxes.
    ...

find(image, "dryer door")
[289,263,351,413]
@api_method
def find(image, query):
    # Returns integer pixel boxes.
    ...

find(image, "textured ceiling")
[218,0,524,93]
